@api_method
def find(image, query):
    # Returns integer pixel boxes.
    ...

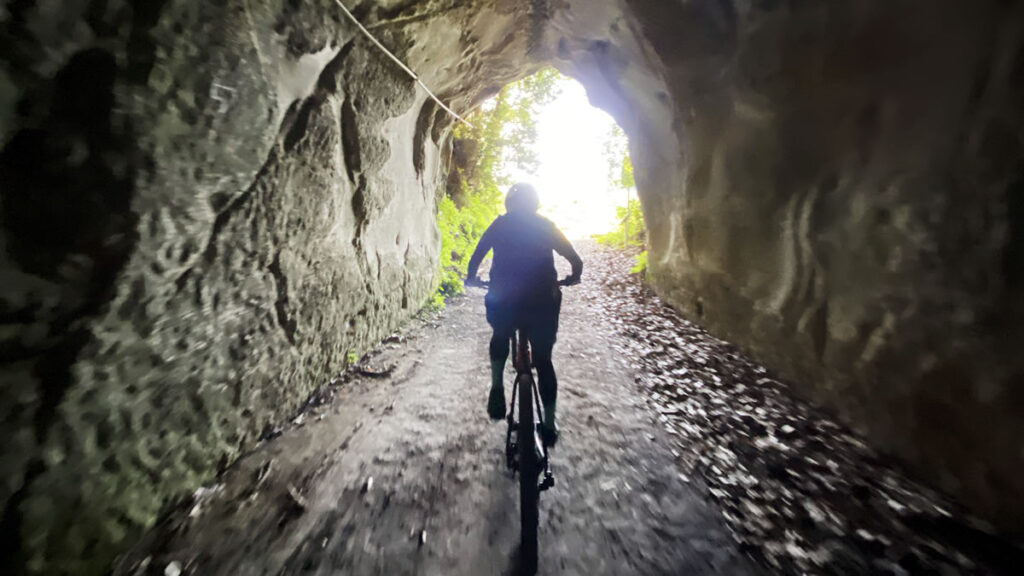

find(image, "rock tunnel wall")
[0,0,1022,573]
[0,1,540,572]
[583,0,1024,537]
[546,0,1024,536]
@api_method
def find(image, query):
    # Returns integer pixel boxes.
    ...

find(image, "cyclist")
[466,183,583,446]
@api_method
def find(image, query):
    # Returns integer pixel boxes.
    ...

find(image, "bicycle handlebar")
[467,276,578,288]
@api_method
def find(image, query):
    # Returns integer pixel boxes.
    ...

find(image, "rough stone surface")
[0,1,537,573]
[1,0,1023,574]
[562,0,1024,538]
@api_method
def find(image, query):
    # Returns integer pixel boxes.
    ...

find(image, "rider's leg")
[533,340,560,447]
[486,302,513,420]
[532,292,562,444]
[533,343,557,425]
[489,331,510,387]
[487,333,509,420]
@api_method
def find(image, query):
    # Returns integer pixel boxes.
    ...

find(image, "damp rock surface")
[603,0,1024,536]
[1,1,539,573]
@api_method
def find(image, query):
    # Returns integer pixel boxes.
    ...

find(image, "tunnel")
[1,0,1023,574]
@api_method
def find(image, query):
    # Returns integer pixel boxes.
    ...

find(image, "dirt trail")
[115,242,756,576]
[116,242,1023,576]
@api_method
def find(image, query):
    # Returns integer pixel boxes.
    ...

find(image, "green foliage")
[434,68,564,304]
[436,192,499,299]
[426,291,447,311]
[452,67,561,194]
[594,197,645,248]
[617,154,635,190]
[631,250,648,274]
[604,125,635,191]
[496,68,562,174]
[595,123,646,254]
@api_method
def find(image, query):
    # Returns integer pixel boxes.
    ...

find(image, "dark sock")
[490,358,504,390]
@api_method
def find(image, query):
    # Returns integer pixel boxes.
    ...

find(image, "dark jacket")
[466,212,583,306]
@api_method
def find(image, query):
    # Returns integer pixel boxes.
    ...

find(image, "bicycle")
[472,276,574,575]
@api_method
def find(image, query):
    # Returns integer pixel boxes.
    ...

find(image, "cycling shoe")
[487,386,506,420]
[540,422,559,447]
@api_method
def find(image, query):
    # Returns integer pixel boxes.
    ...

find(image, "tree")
[595,125,647,273]
[604,124,634,191]
[596,125,644,248]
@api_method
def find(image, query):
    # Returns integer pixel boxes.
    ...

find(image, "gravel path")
[113,242,756,576]
[114,241,1023,576]
[587,244,1023,576]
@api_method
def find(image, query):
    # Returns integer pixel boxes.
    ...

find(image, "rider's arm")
[466,223,496,281]
[552,227,583,283]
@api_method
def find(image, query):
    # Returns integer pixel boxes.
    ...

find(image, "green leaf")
[630,250,648,274]
[593,196,645,248]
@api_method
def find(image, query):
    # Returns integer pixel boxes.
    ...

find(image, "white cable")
[332,0,473,128]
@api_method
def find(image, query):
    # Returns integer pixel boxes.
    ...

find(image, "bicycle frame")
[505,329,553,481]
[471,276,572,575]
[505,327,554,576]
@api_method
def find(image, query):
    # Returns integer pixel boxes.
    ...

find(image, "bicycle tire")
[517,371,539,575]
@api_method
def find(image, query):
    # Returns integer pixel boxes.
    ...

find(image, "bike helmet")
[505,182,540,214]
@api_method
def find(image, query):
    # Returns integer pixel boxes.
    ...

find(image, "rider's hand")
[563,274,581,286]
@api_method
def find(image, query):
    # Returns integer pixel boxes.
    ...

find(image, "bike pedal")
[506,443,519,471]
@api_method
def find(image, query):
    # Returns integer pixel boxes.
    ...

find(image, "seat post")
[514,328,531,373]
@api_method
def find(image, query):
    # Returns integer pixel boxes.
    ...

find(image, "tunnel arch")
[1,1,1023,573]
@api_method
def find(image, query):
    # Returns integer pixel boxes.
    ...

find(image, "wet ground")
[114,242,1023,576]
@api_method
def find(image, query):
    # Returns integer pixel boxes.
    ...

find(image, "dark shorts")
[485,289,562,346]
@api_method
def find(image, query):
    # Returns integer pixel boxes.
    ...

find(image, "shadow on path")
[113,241,754,576]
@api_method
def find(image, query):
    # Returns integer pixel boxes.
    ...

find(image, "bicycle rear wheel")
[517,371,539,575]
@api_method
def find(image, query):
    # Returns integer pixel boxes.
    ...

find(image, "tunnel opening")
[434,67,644,304]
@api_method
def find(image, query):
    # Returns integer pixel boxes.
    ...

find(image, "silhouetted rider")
[466,183,583,446]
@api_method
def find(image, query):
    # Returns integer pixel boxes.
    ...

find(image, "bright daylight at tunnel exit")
[504,73,635,240]
[2,1,1023,576]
